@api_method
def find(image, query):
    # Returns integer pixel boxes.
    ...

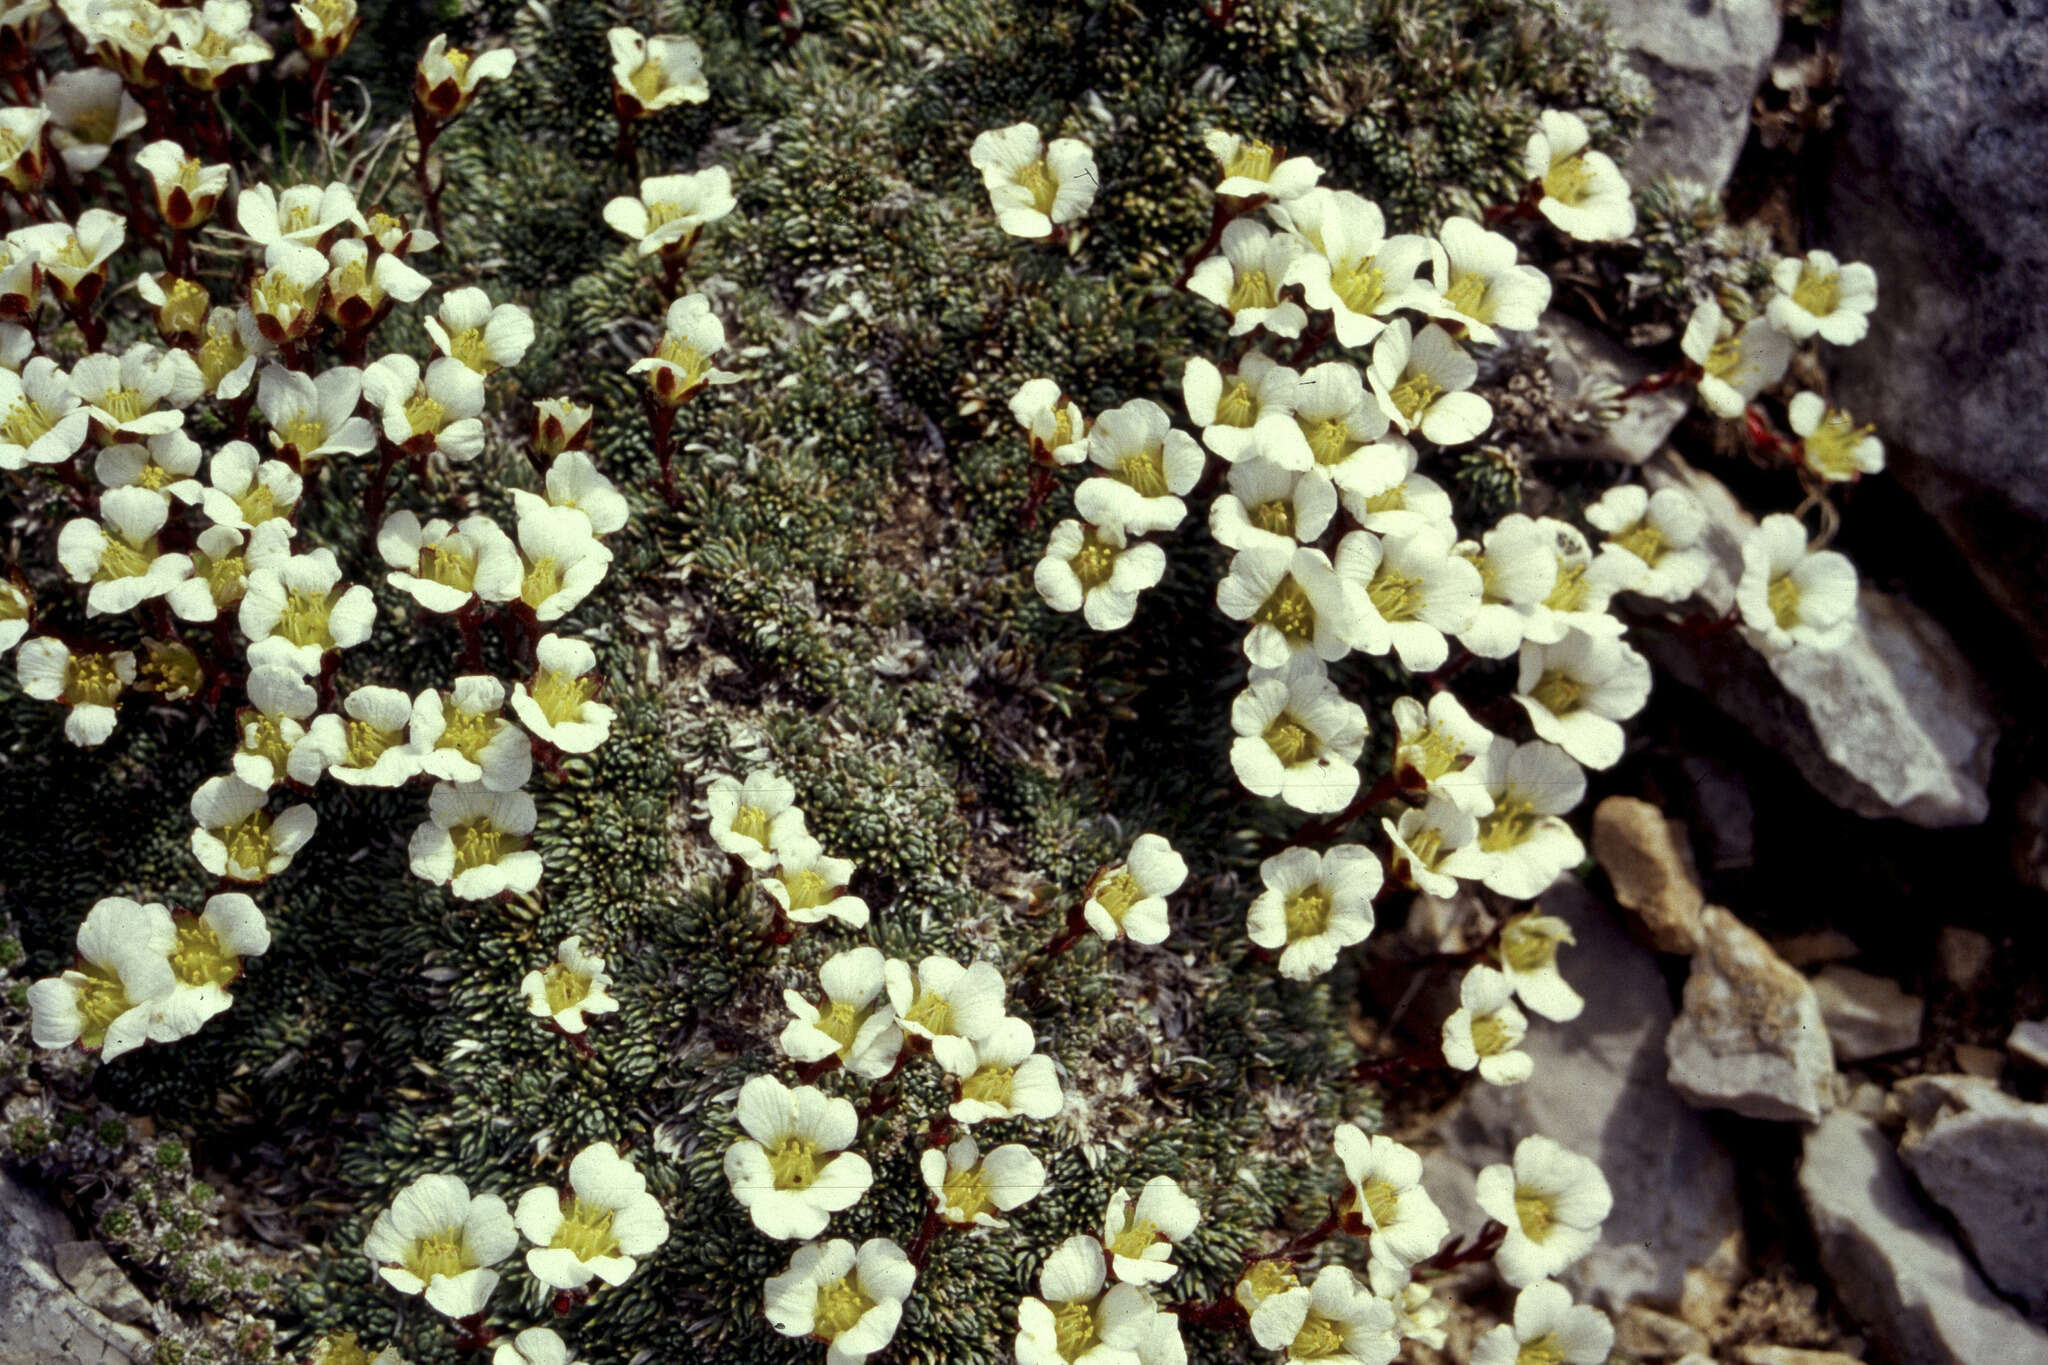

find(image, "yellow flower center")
[1358,1175,1400,1229]
[1014,158,1060,216]
[67,652,126,706]
[48,234,96,272]
[400,1229,471,1284]
[447,326,493,373]
[1500,914,1569,973]
[653,335,710,386]
[1227,267,1277,313]
[0,126,24,166]
[278,413,329,455]
[1791,265,1839,318]
[960,1064,1016,1107]
[814,1273,875,1341]
[344,717,401,770]
[0,588,24,622]
[275,587,335,648]
[160,277,209,333]
[1403,724,1463,781]
[199,321,247,391]
[95,536,154,581]
[627,58,666,103]
[253,267,310,322]
[552,1197,621,1263]
[1282,888,1329,941]
[311,1332,374,1365]
[1443,271,1490,321]
[940,1163,993,1221]
[1303,416,1358,468]
[97,387,152,426]
[1517,1334,1568,1365]
[1514,1185,1555,1240]
[2,395,58,447]
[814,998,866,1054]
[1767,573,1800,629]
[532,669,596,727]
[1470,1012,1510,1056]
[644,199,687,233]
[1331,259,1386,316]
[443,48,474,83]
[1047,404,1076,448]
[1542,154,1593,206]
[71,104,119,146]
[1071,539,1117,590]
[541,962,592,1015]
[419,542,477,592]
[1090,869,1143,923]
[1239,1259,1298,1305]
[143,642,201,698]
[73,965,133,1049]
[521,555,565,609]
[1703,332,1744,381]
[1367,565,1425,622]
[1254,576,1315,642]
[169,917,238,988]
[451,817,519,875]
[1262,715,1313,766]
[136,459,176,490]
[1388,372,1445,423]
[437,706,496,761]
[235,481,283,527]
[1544,561,1588,612]
[174,155,208,193]
[904,989,955,1037]
[1803,409,1875,479]
[221,811,274,877]
[1223,138,1274,183]
[777,867,834,912]
[402,388,447,436]
[1249,498,1294,538]
[767,1135,821,1190]
[1478,794,1536,853]
[729,804,771,847]
[1053,1300,1099,1360]
[1529,668,1581,716]
[1403,825,1446,870]
[1291,1312,1346,1359]
[1107,1216,1159,1261]
[1116,447,1167,497]
[329,256,369,303]
[1611,521,1664,565]
[279,202,318,236]
[240,711,295,776]
[1213,379,1256,427]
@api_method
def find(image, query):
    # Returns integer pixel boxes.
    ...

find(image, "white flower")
[190,776,316,883]
[1735,512,1858,652]
[415,33,516,119]
[13,208,125,303]
[1082,833,1187,945]
[152,892,271,1042]
[764,1238,915,1365]
[236,181,363,249]
[1466,515,1556,658]
[1187,217,1306,338]
[608,27,708,117]
[706,770,802,870]
[1011,377,1088,465]
[1522,110,1635,242]
[1229,650,1367,814]
[1441,965,1533,1085]
[322,237,432,331]
[1249,1264,1400,1365]
[95,429,204,503]
[1788,391,1884,482]
[1209,455,1337,553]
[42,67,144,173]
[1383,794,1494,898]
[0,580,28,655]
[514,504,612,622]
[414,677,534,794]
[1681,299,1792,419]
[1338,435,1454,536]
[1367,1261,1449,1351]
[516,450,628,536]
[16,638,134,746]
[246,240,331,345]
[57,486,192,616]
[1514,631,1651,770]
[1475,1136,1613,1287]
[294,684,421,787]
[512,634,615,753]
[1472,740,1586,904]
[1203,129,1321,201]
[377,511,522,614]
[520,935,619,1035]
[1496,911,1584,1023]
[1584,485,1711,602]
[1073,398,1204,535]
[1246,845,1380,981]
[135,142,230,231]
[602,169,736,257]
[629,292,741,404]
[1015,1235,1157,1365]
[1216,541,1359,670]
[492,1327,579,1365]
[940,1015,1063,1124]
[1333,1126,1448,1270]
[1529,518,1631,638]
[362,353,487,460]
[969,122,1097,239]
[1390,692,1495,814]
[1101,1176,1201,1285]
[426,288,534,376]
[1345,525,1483,673]
[70,342,203,442]
[1251,359,1392,487]
[0,357,91,469]
[408,782,543,900]
[200,440,300,532]
[164,518,282,624]
[919,1135,1046,1227]
[241,549,375,675]
[1766,250,1877,347]
[1034,519,1166,631]
[516,1142,669,1291]
[780,946,903,1080]
[724,1075,873,1241]
[1426,217,1551,344]
[27,896,177,1061]
[532,396,594,457]
[363,1173,517,1319]
[1182,352,1296,462]
[0,106,49,191]
[230,664,319,788]
[883,954,1007,1046]
[1368,320,1490,446]
[161,1,273,90]
[765,834,869,928]
[1472,1280,1613,1365]
[1284,192,1436,349]
[292,0,361,61]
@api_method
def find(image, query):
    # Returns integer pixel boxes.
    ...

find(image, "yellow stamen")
[941,1163,993,1221]
[1282,888,1329,941]
[766,1135,820,1190]
[1443,271,1489,321]
[813,1274,875,1340]
[552,1197,621,1263]
[400,1229,471,1283]
[1227,267,1276,313]
[960,1064,1015,1107]
[66,652,125,706]
[1767,574,1800,629]
[169,916,238,989]
[1254,577,1315,641]
[1514,1186,1555,1240]
[1213,380,1256,427]
[1367,566,1424,622]
[1262,716,1313,766]
[1090,869,1143,923]
[532,669,596,727]
[1529,669,1581,716]
[1388,372,1445,423]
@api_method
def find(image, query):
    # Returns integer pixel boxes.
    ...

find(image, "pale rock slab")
[1667,905,1834,1122]
[1591,795,1705,954]
[0,1169,151,1365]
[1811,965,1923,1063]
[1896,1078,2048,1323]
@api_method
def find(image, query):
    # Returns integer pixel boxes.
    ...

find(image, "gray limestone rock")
[0,1169,151,1365]
[1667,904,1834,1122]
